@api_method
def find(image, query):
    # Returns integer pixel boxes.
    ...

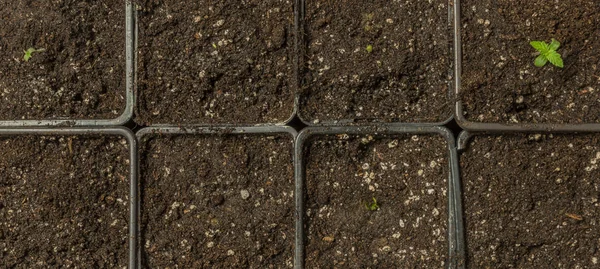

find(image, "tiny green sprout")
[530,39,563,68]
[365,197,379,211]
[366,45,373,53]
[23,47,45,62]
[212,43,217,49]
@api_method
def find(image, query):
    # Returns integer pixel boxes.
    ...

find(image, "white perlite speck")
[240,190,250,200]
[213,19,225,27]
[227,250,235,256]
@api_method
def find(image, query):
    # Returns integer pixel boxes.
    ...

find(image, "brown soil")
[0,135,130,267]
[136,0,295,125]
[461,134,600,268]
[0,1,126,120]
[299,0,451,124]
[139,133,294,267]
[304,134,449,268]
[460,0,600,124]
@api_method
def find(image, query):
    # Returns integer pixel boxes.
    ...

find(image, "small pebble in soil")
[240,189,250,200]
[515,96,524,104]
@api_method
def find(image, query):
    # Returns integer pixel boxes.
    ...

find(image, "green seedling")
[529,39,563,68]
[366,45,373,53]
[364,197,379,211]
[363,13,375,32]
[23,47,45,62]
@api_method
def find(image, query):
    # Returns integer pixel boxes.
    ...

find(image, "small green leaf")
[366,45,373,53]
[23,50,32,62]
[364,197,379,211]
[530,41,549,53]
[23,47,44,62]
[549,38,560,51]
[546,51,564,68]
[534,55,548,67]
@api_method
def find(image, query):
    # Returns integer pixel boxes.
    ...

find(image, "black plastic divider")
[295,126,462,269]
[452,0,600,132]
[0,127,138,268]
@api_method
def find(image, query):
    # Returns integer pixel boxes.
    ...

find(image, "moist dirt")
[136,0,295,125]
[0,1,126,120]
[461,134,600,268]
[460,0,600,124]
[139,133,294,267]
[300,0,451,124]
[0,135,130,267]
[304,134,449,268]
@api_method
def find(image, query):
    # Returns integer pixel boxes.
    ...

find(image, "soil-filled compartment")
[0,134,131,267]
[139,131,295,267]
[460,133,600,268]
[460,0,600,124]
[303,132,449,267]
[299,0,451,124]
[136,0,295,125]
[0,1,126,121]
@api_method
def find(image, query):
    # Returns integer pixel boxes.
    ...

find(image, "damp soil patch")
[0,1,126,121]
[461,133,600,268]
[460,0,600,124]
[299,0,451,124]
[136,0,295,125]
[304,134,449,267]
[139,133,294,267]
[0,135,130,267]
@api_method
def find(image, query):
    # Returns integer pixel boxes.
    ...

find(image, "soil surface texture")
[460,0,600,124]
[136,0,295,125]
[300,0,451,124]
[139,133,294,267]
[0,135,130,267]
[461,134,600,268]
[304,134,448,268]
[0,1,126,120]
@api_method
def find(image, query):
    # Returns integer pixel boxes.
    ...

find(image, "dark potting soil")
[461,134,600,268]
[0,1,126,120]
[139,134,294,267]
[299,0,451,124]
[304,134,449,268]
[0,135,130,267]
[136,0,295,125]
[460,0,600,124]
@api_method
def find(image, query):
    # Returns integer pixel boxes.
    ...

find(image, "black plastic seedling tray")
[135,126,298,140]
[132,2,297,127]
[295,126,463,269]
[294,0,455,127]
[455,130,600,268]
[452,0,600,132]
[135,126,297,268]
[0,127,138,268]
[0,3,135,127]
